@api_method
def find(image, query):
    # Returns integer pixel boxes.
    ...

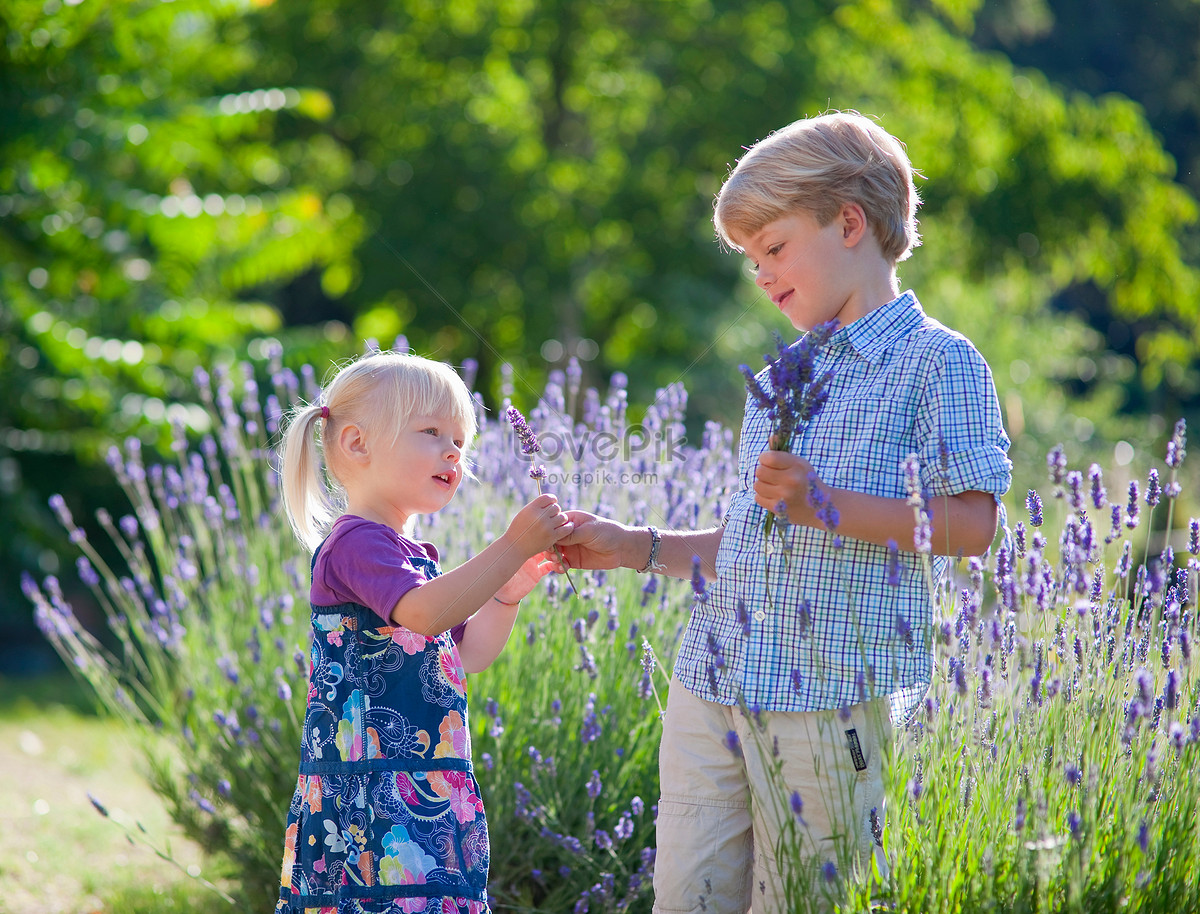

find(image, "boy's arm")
[559,512,724,578]
[755,450,999,556]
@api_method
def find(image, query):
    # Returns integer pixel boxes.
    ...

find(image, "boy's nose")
[755,269,773,290]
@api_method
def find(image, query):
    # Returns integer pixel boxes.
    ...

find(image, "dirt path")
[0,699,219,913]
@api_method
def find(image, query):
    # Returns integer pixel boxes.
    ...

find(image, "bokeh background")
[4,0,1200,675]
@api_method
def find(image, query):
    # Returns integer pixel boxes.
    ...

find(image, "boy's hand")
[753,450,824,525]
[505,494,574,557]
[556,511,628,570]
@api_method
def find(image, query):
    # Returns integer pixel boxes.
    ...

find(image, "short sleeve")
[312,521,436,621]
[916,337,1012,499]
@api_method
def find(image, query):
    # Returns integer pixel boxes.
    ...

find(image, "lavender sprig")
[506,406,577,595]
[740,321,838,540]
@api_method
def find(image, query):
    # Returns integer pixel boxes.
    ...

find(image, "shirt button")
[753,610,766,623]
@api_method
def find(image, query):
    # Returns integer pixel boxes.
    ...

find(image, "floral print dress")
[277,551,490,914]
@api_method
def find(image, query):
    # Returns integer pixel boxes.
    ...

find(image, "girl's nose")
[445,442,461,461]
[755,268,772,290]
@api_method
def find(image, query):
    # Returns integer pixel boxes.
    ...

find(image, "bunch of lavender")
[507,405,577,595]
[740,321,838,537]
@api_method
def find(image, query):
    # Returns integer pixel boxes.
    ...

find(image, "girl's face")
[354,412,468,529]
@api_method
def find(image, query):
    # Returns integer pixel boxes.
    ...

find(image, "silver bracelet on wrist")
[638,525,664,574]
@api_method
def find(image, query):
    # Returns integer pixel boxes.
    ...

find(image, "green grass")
[0,673,235,914]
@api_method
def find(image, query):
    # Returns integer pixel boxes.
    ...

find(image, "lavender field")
[26,343,1200,913]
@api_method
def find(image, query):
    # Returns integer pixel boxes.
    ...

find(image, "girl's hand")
[493,551,560,605]
[753,449,825,526]
[504,493,574,557]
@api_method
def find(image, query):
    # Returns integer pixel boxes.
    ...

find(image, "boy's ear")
[840,203,869,246]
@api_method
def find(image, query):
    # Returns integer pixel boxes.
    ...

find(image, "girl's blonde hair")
[279,350,478,551]
[714,110,921,264]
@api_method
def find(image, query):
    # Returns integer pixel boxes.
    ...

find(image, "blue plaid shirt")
[674,291,1012,718]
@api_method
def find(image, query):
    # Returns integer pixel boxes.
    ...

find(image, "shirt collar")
[826,290,923,364]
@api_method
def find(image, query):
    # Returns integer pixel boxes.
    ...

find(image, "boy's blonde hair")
[279,350,478,551]
[714,110,921,264]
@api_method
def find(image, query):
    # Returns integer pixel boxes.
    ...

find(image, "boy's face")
[739,207,877,331]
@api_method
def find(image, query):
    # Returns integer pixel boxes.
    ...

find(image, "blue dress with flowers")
[276,549,490,914]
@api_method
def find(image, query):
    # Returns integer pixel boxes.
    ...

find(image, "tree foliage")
[0,0,360,624]
[4,0,1200,635]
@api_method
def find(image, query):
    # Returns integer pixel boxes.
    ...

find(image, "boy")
[559,111,1011,913]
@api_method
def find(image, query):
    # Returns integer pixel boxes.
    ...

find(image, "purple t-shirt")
[311,515,466,641]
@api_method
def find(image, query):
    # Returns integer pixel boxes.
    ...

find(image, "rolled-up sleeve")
[918,337,1012,499]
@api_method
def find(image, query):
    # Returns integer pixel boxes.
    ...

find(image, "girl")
[275,350,573,914]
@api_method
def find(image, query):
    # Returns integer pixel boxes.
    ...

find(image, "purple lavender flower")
[742,323,837,538]
[506,405,576,593]
[736,600,751,638]
[1026,489,1044,527]
[586,769,603,799]
[789,791,805,820]
[1165,670,1179,710]
[724,730,741,754]
[902,454,923,507]
[1047,444,1067,488]
[690,555,708,603]
[1106,504,1122,544]
[506,406,541,455]
[796,599,811,637]
[1126,481,1140,529]
[740,364,774,411]
[1166,419,1187,469]
[1146,468,1161,508]
[1170,721,1186,754]
[821,861,838,883]
[914,506,933,555]
[909,776,923,802]
[1088,463,1107,509]
[807,472,839,531]
[885,539,901,586]
[1066,470,1084,512]
[1068,811,1081,839]
[1190,519,1199,555]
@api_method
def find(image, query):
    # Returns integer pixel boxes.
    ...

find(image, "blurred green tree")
[6,0,1200,654]
[0,0,362,649]
[245,0,1198,453]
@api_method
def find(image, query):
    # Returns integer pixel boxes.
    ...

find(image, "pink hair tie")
[319,405,330,420]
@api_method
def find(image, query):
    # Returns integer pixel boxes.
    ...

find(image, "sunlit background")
[4,0,1199,673]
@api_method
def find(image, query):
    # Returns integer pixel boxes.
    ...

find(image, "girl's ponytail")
[280,404,337,552]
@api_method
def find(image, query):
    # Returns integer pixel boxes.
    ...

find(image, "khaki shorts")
[652,677,891,914]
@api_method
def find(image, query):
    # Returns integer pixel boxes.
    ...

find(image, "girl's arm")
[754,450,999,556]
[457,552,559,673]
[390,494,571,637]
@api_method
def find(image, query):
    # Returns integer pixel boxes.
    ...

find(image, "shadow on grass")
[0,670,102,718]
